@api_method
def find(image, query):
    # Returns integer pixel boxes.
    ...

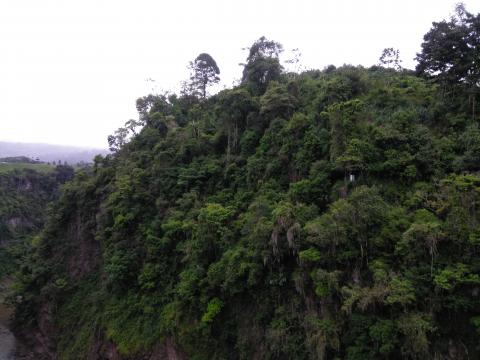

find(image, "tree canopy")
[416,3,480,119]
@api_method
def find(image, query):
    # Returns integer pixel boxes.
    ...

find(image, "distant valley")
[0,141,109,165]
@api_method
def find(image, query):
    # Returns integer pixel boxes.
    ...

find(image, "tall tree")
[188,53,220,99]
[416,4,480,119]
[216,88,256,158]
[378,48,402,70]
[241,36,284,95]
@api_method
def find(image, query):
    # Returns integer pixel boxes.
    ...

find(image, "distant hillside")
[0,162,53,175]
[0,141,109,164]
[0,156,40,164]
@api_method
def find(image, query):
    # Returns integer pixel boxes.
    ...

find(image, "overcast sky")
[1,0,479,148]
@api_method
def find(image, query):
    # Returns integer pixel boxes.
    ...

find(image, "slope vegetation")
[14,13,480,358]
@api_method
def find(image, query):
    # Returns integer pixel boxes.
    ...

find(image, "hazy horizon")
[0,139,107,150]
[1,0,479,148]
[0,140,109,163]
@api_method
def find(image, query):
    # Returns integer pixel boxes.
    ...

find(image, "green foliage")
[434,263,480,291]
[369,319,397,354]
[260,81,297,119]
[12,20,480,358]
[397,313,435,357]
[298,248,322,263]
[201,297,224,324]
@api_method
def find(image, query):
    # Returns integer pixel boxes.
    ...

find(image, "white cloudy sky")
[0,0,479,148]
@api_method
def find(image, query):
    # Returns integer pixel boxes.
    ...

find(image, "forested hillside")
[13,6,480,360]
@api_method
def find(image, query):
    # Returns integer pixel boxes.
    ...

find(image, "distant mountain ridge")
[0,141,109,164]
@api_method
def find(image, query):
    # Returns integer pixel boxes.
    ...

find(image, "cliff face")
[13,66,480,359]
